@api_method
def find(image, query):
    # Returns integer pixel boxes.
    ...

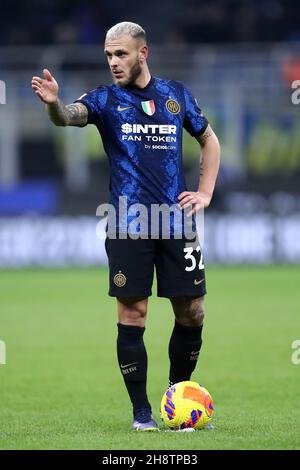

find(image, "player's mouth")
[112,70,124,79]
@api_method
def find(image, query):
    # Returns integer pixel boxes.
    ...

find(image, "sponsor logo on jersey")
[166,99,180,114]
[121,123,177,144]
[141,100,155,116]
[121,123,176,134]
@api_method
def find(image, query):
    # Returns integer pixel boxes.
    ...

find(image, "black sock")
[117,322,151,413]
[168,321,203,386]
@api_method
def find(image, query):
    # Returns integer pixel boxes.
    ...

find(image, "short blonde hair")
[105,22,147,44]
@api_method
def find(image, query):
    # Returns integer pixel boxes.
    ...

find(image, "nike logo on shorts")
[194,279,204,285]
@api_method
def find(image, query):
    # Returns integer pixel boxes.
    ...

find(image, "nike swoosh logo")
[191,351,200,355]
[194,279,204,285]
[117,105,133,112]
[120,362,138,369]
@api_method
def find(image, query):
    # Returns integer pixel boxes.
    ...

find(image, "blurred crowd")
[1,0,299,46]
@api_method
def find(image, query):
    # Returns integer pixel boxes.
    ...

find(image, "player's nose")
[110,56,120,68]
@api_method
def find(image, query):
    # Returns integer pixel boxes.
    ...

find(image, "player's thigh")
[105,237,155,297]
[155,236,206,298]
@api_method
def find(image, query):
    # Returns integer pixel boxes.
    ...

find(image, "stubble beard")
[114,58,142,87]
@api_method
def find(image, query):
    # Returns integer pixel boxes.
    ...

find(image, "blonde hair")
[105,22,147,44]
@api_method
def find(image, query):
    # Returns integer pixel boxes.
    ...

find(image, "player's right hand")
[31,69,59,104]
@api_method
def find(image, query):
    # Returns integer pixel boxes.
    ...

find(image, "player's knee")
[186,304,204,327]
[179,299,205,327]
[123,307,147,325]
[118,298,148,327]
[171,297,205,327]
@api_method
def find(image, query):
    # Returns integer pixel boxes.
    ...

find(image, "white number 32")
[183,246,204,271]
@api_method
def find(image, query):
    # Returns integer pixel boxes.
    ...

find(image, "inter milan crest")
[113,271,127,287]
[166,99,180,114]
[141,100,155,116]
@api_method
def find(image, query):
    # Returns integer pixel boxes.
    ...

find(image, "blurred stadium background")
[1,0,300,451]
[1,0,300,267]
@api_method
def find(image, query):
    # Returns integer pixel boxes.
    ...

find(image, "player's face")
[104,35,146,87]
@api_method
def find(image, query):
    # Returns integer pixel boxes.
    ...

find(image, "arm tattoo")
[197,124,213,146]
[199,157,204,177]
[47,99,88,127]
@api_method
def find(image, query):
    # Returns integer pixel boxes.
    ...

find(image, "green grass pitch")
[0,266,299,450]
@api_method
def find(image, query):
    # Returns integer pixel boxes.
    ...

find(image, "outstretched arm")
[178,124,221,216]
[46,99,88,127]
[31,69,88,127]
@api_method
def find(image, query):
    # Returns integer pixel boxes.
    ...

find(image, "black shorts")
[104,236,206,298]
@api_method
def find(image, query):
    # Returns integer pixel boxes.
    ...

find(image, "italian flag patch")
[141,100,155,116]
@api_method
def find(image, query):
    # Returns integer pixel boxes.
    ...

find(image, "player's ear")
[139,45,148,62]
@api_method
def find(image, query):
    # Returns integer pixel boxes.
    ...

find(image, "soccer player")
[31,22,220,431]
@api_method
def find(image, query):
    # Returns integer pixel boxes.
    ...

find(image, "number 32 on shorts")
[183,246,204,271]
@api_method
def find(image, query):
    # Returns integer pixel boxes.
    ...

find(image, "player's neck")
[131,67,152,89]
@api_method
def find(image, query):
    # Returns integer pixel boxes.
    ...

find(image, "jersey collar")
[124,76,155,91]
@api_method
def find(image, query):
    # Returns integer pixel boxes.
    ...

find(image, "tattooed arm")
[196,124,220,201]
[178,124,221,215]
[196,124,214,148]
[31,68,88,127]
[47,100,88,127]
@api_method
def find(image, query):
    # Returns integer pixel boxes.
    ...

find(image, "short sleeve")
[183,86,208,137]
[74,86,108,126]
